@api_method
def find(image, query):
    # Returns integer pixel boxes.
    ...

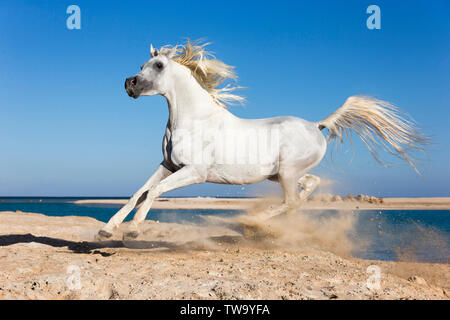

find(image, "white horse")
[97,40,428,239]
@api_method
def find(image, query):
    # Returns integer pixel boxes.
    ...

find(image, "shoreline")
[71,197,450,211]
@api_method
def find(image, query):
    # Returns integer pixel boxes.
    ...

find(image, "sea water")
[0,197,448,263]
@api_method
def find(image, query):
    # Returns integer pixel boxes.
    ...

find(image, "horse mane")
[157,40,245,108]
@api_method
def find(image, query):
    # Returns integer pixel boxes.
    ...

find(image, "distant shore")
[72,196,450,210]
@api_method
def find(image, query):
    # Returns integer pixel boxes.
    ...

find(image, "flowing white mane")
[157,40,245,107]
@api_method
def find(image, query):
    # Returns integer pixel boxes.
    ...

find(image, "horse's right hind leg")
[232,173,321,239]
[256,173,320,219]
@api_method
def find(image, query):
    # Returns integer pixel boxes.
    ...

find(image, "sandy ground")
[0,210,448,300]
[72,196,450,210]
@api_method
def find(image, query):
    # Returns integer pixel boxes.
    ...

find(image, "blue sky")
[0,0,449,197]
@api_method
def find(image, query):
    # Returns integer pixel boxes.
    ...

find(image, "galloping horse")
[97,40,428,240]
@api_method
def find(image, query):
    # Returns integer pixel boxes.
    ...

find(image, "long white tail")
[318,95,429,174]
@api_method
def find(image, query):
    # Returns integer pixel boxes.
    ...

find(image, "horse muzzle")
[125,76,140,98]
[124,75,153,99]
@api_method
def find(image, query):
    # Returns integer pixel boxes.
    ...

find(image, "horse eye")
[154,61,164,70]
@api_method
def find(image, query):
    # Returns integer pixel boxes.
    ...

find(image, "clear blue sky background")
[0,0,448,197]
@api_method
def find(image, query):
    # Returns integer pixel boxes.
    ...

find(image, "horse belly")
[206,164,277,185]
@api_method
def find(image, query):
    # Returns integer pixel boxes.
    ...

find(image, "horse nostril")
[125,76,138,89]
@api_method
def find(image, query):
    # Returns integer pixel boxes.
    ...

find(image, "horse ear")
[150,44,159,57]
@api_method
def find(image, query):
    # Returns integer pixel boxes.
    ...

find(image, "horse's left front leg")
[123,165,207,239]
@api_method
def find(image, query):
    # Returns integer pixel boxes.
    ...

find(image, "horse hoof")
[97,229,112,240]
[123,231,139,240]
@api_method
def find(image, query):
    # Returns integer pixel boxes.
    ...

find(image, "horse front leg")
[97,164,172,239]
[123,165,207,239]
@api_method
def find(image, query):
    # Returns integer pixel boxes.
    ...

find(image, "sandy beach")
[0,203,448,300]
[72,196,450,210]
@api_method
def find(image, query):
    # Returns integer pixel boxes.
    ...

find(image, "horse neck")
[162,72,229,130]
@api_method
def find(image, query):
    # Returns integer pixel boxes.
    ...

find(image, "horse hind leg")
[240,173,321,225]
[272,173,321,206]
[278,173,320,214]
[266,173,321,217]
[269,173,321,202]
[237,174,321,239]
[298,174,321,201]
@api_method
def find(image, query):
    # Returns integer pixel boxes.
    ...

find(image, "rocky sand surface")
[0,211,448,300]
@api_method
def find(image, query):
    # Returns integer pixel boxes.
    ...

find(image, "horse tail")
[318,95,430,174]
